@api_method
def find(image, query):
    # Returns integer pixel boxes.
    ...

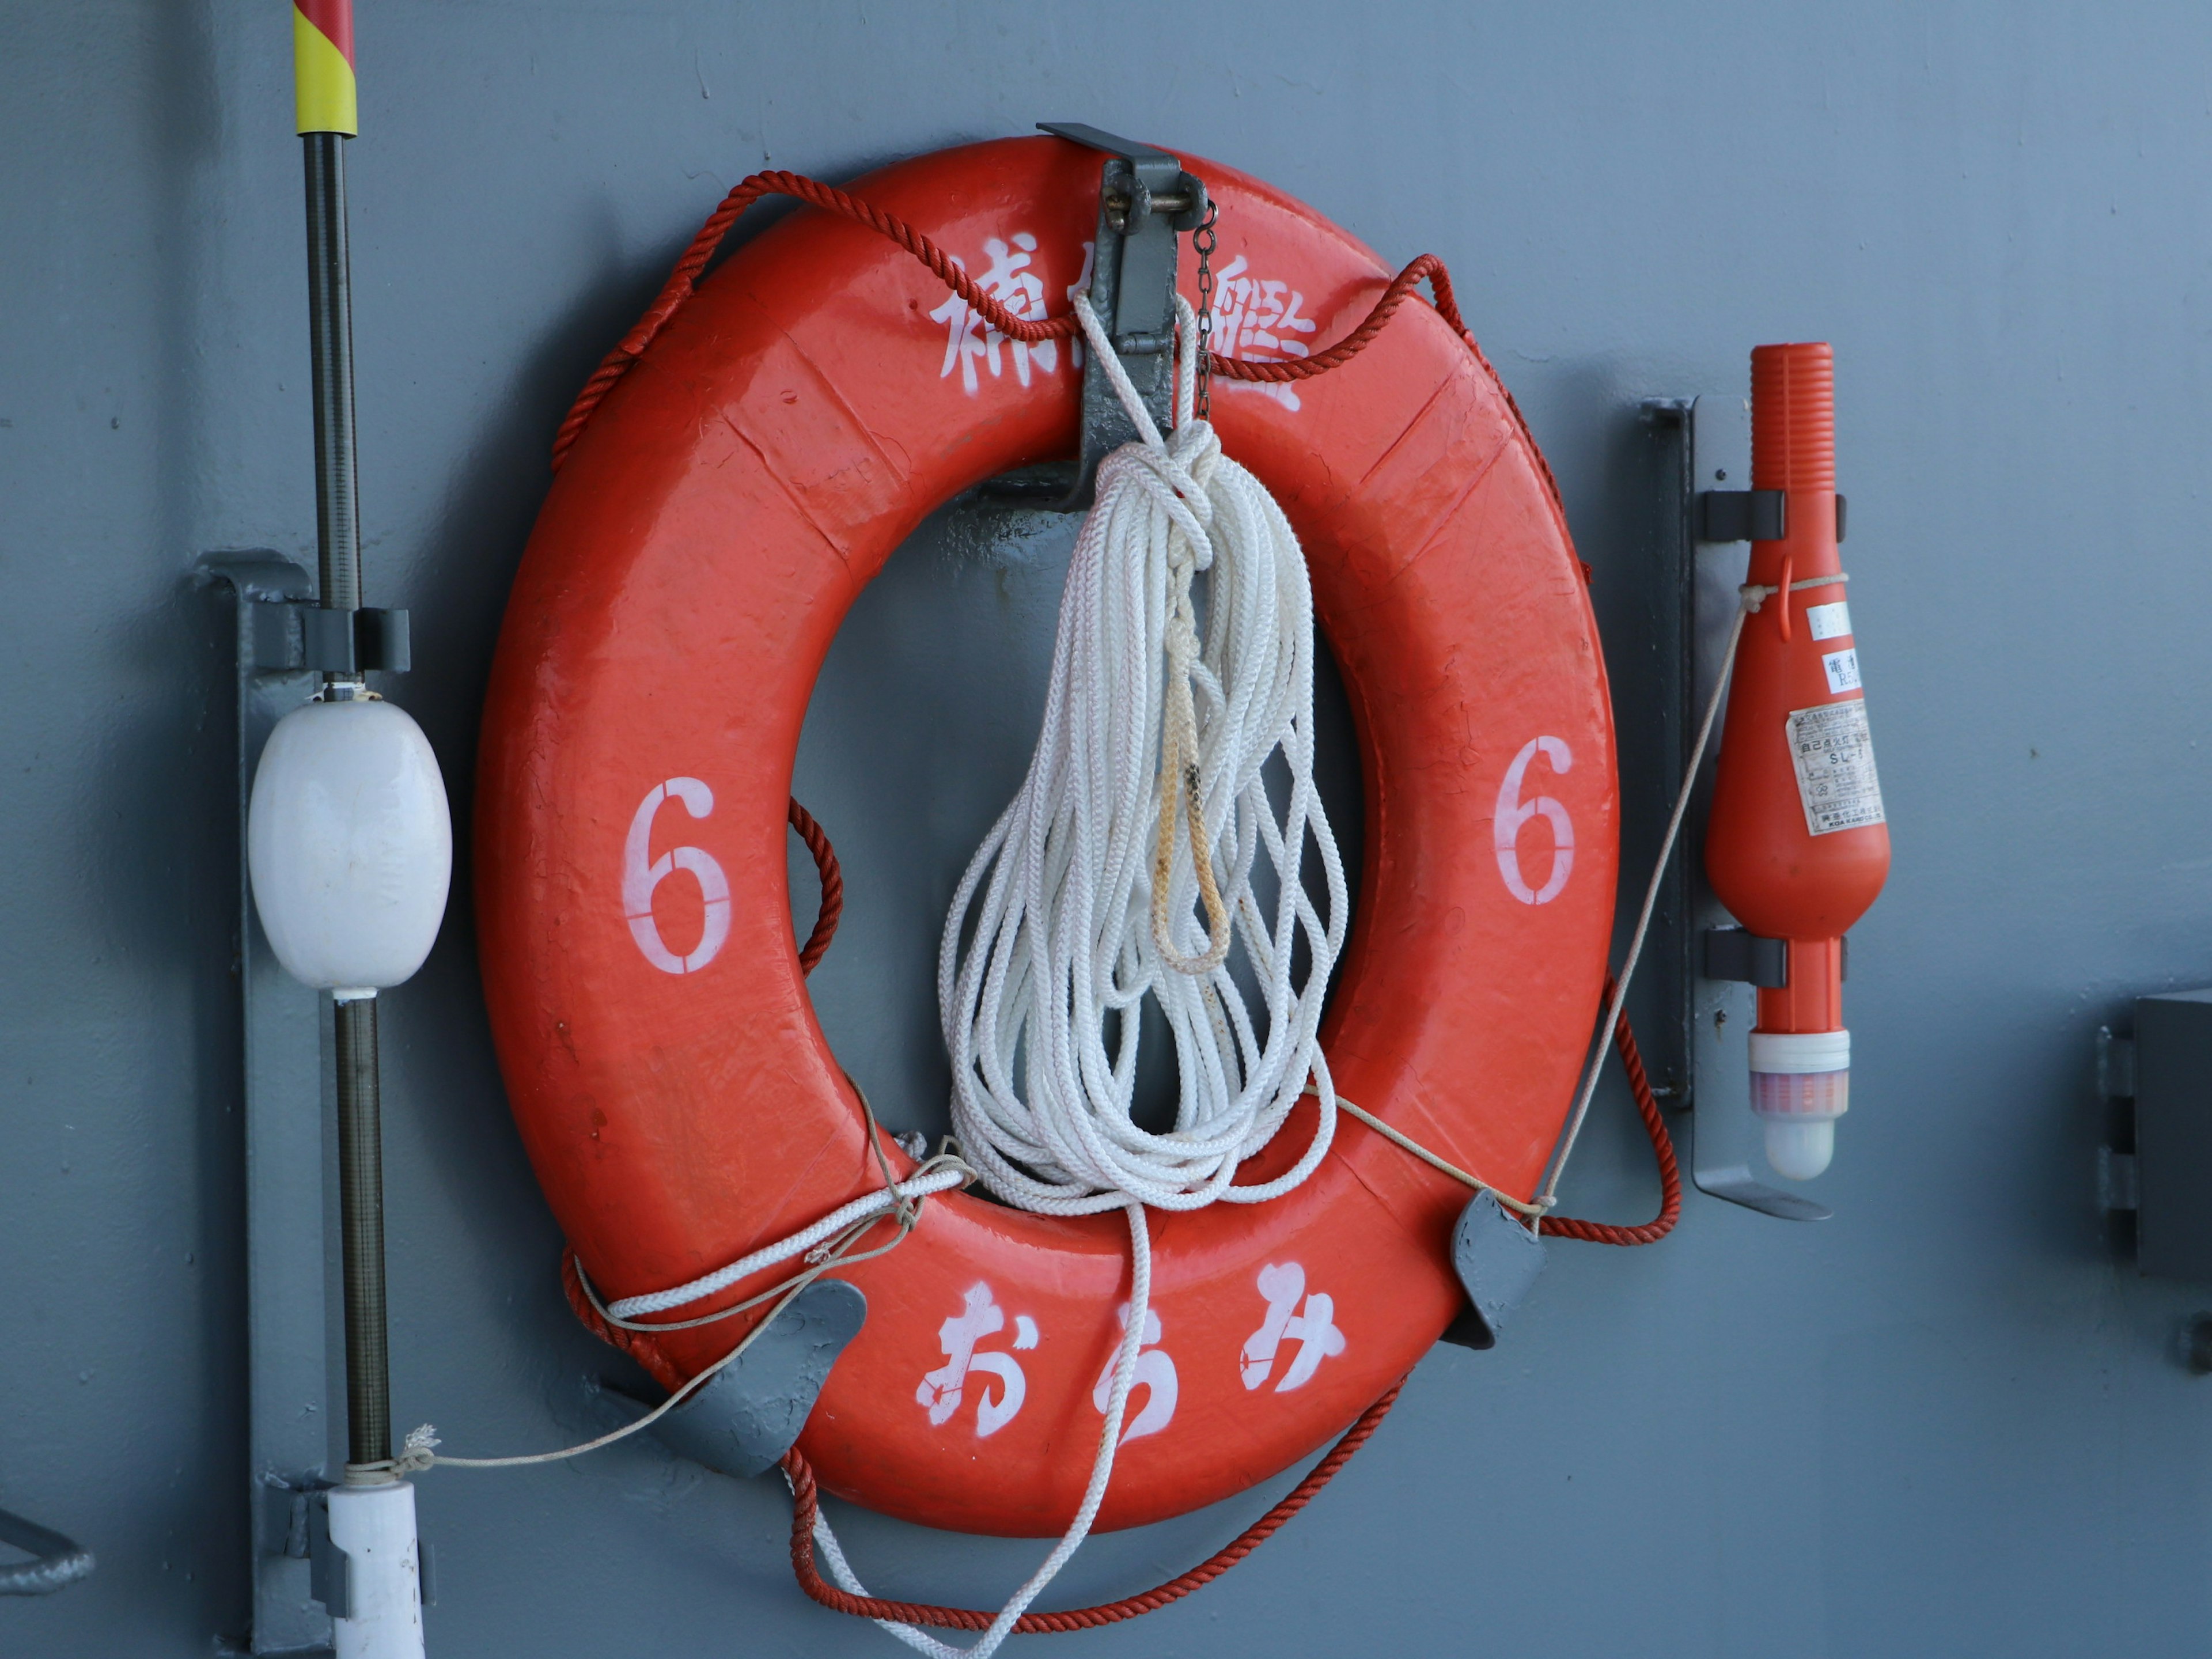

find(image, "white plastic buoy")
[326,1480,426,1659]
[247,696,452,998]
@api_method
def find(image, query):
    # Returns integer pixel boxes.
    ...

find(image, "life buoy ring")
[476,136,1618,1538]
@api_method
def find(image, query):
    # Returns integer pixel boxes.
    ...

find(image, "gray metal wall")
[5,2,2207,1653]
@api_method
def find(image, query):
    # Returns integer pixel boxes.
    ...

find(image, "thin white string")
[1300,1085,1550,1219]
[606,1161,968,1319]
[370,1094,971,1476]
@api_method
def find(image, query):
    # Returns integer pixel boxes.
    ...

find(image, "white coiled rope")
[805,294,1346,1659]
[940,294,1346,1217]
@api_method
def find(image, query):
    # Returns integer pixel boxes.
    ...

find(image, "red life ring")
[476,136,1618,1538]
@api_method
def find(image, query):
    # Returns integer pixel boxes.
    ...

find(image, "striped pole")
[294,0,358,137]
[293,0,391,1480]
[286,15,430,1653]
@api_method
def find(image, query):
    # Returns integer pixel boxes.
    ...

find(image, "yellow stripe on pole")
[294,5,358,135]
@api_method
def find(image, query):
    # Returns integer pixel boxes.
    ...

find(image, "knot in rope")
[390,1425,439,1476]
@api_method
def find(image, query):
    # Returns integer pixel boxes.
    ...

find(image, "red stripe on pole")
[298,0,354,66]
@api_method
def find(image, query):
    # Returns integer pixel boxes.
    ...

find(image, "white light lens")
[248,698,452,993]
[1747,1029,1850,1181]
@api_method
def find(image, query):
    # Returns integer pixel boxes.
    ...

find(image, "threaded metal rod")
[303,132,362,618]
[333,996,390,1466]
[305,127,389,1469]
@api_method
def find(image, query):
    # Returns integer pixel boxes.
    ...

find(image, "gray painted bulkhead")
[5,3,2211,1653]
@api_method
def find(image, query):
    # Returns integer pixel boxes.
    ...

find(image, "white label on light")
[1786,698,1885,835]
[1806,600,1852,641]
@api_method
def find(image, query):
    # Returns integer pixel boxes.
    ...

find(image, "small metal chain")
[1192,202,1219,423]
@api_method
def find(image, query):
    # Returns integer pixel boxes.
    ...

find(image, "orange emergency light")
[1705,344,1890,1180]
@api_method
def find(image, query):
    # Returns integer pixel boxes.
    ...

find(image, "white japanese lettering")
[1091,1302,1179,1443]
[1240,1262,1346,1393]
[916,1282,1031,1438]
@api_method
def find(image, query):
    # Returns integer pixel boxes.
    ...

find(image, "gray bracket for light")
[1703,927,1849,989]
[0,1506,94,1597]
[1643,398,1831,1224]
[980,123,1207,511]
[1697,489,1847,543]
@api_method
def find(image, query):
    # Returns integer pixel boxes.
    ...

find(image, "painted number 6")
[1494,737,1574,906]
[623,778,731,974]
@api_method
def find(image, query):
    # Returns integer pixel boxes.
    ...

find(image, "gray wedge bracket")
[601,1278,869,1478]
[198,553,343,1654]
[0,1506,95,1597]
[1642,399,1831,1224]
[1437,1191,1548,1350]
[976,123,1206,512]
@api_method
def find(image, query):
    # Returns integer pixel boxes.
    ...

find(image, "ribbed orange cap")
[1750,343,1834,494]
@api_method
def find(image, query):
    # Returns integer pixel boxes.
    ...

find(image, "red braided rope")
[1541,980,1682,1246]
[787,796,844,976]
[780,1377,1404,1632]
[548,168,1509,475]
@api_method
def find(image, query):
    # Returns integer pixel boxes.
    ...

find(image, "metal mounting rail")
[1642,397,1831,1224]
[197,552,338,1654]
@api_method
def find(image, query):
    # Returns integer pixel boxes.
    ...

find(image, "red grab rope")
[787,796,844,977]
[779,1378,1405,1632]
[1543,978,1682,1245]
[547,166,1535,484]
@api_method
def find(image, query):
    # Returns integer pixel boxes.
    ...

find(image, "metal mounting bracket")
[1696,487,1847,543]
[1703,927,1849,989]
[244,601,411,676]
[1643,399,1831,1223]
[196,552,340,1654]
[980,123,1207,511]
[1703,926,1789,988]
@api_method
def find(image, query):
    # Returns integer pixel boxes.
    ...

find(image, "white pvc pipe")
[327,1480,425,1659]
